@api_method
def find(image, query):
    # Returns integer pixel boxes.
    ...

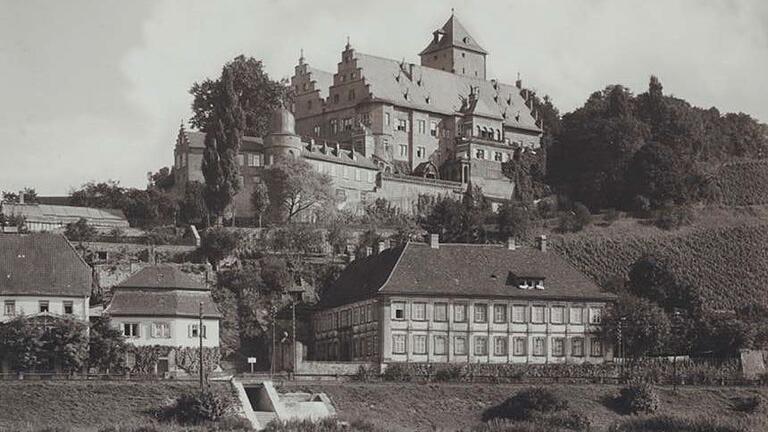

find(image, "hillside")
[281,382,768,432]
[712,160,768,206]
[547,210,768,312]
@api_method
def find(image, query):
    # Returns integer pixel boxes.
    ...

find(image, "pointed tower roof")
[419,14,488,56]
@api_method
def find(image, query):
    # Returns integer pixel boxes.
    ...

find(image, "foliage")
[732,395,764,414]
[69,180,176,228]
[251,181,270,228]
[352,364,376,382]
[199,227,242,266]
[482,387,568,422]
[501,147,550,203]
[628,256,697,313]
[497,201,530,241]
[270,223,324,256]
[625,142,699,208]
[419,185,491,243]
[607,415,757,432]
[201,64,246,222]
[602,295,672,357]
[653,204,694,230]
[711,161,768,206]
[263,418,383,432]
[64,218,97,241]
[190,55,288,138]
[2,187,38,204]
[326,216,351,255]
[165,390,234,424]
[381,363,412,382]
[557,202,592,233]
[0,316,88,372]
[617,384,660,415]
[179,181,209,226]
[88,317,127,372]
[148,167,175,191]
[262,156,334,223]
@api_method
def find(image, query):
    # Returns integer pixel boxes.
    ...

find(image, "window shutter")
[202,324,206,339]
[150,324,156,338]
[188,325,193,338]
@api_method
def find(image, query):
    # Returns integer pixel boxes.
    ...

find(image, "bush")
[557,202,592,233]
[617,383,660,414]
[546,411,592,431]
[264,418,382,432]
[165,390,234,424]
[603,208,621,224]
[433,365,463,382]
[653,204,694,230]
[607,415,751,432]
[632,195,652,218]
[381,363,411,382]
[732,395,764,414]
[483,387,569,422]
[352,364,375,382]
[64,218,97,241]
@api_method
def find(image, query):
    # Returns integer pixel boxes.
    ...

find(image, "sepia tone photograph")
[1,0,768,431]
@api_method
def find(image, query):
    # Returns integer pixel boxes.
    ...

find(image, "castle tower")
[264,106,303,164]
[419,13,487,79]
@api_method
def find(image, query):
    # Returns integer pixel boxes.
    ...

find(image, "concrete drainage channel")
[231,378,336,430]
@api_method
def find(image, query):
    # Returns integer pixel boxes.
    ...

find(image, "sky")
[1,0,767,195]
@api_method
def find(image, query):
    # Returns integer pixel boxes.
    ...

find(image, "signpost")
[247,357,257,374]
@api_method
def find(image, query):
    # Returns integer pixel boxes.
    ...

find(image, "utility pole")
[292,299,297,377]
[199,301,204,391]
[270,305,276,379]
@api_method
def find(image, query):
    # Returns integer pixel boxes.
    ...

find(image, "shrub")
[732,395,764,414]
[165,390,234,424]
[632,195,652,218]
[483,387,568,422]
[607,415,750,432]
[603,208,621,224]
[557,203,592,233]
[433,365,463,382]
[546,411,592,431]
[381,363,411,382]
[352,364,375,382]
[264,418,382,432]
[617,383,660,414]
[654,205,694,230]
[64,218,97,241]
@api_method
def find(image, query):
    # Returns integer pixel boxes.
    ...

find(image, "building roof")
[420,15,488,56]
[105,289,222,319]
[0,233,92,297]
[320,242,615,308]
[2,203,129,228]
[301,139,378,170]
[354,52,540,132]
[117,265,209,291]
[307,66,334,99]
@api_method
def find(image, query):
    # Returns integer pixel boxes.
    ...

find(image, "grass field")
[0,380,229,431]
[280,382,768,432]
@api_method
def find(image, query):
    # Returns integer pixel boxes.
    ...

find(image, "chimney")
[18,191,24,205]
[429,233,439,249]
[506,237,516,250]
[537,235,547,253]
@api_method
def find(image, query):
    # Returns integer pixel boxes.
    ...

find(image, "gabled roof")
[2,203,128,228]
[420,15,488,56]
[320,242,615,308]
[0,233,92,297]
[179,130,263,151]
[307,66,334,99]
[301,139,378,170]
[105,289,221,319]
[353,52,540,132]
[117,265,209,291]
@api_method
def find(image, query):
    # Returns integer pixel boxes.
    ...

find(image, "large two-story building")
[311,235,616,365]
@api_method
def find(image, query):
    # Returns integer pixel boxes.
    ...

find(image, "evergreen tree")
[201,66,246,225]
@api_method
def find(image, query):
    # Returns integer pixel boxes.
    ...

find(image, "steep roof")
[105,289,221,319]
[307,66,334,99]
[2,203,128,228]
[181,130,263,151]
[0,233,92,297]
[354,52,540,132]
[320,242,615,308]
[420,15,488,56]
[117,265,209,291]
[301,139,378,169]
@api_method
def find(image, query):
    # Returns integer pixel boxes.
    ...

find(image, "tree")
[262,156,334,223]
[200,227,241,268]
[44,318,89,372]
[251,182,270,228]
[201,65,246,224]
[556,202,592,233]
[70,180,127,209]
[88,317,127,373]
[497,201,530,240]
[628,256,698,314]
[459,184,490,243]
[2,188,38,204]
[0,317,44,371]
[625,142,699,208]
[64,218,97,241]
[270,223,324,256]
[420,196,464,242]
[190,55,288,138]
[326,216,351,255]
[603,294,672,357]
[148,167,175,191]
[179,181,209,226]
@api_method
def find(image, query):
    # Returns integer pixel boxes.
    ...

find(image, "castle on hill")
[173,14,543,221]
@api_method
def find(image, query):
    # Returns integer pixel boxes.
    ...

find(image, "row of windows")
[384,113,452,138]
[316,303,376,332]
[316,334,379,360]
[392,302,603,325]
[3,300,73,316]
[392,334,603,358]
[120,322,207,339]
[311,160,375,183]
[395,144,427,159]
[236,153,262,167]
[473,148,513,162]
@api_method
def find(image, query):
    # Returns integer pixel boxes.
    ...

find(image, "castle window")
[313,125,321,136]
[552,337,565,357]
[330,119,338,134]
[494,152,502,162]
[397,119,407,132]
[63,301,73,315]
[348,89,355,101]
[495,129,501,140]
[430,121,438,137]
[434,303,448,322]
[474,336,488,356]
[416,146,425,158]
[417,119,426,134]
[333,94,339,103]
[461,52,466,58]
[475,149,485,160]
[412,303,426,321]
[123,323,139,338]
[512,305,526,323]
[531,305,545,323]
[399,145,408,157]
[385,112,391,126]
[493,304,507,323]
[513,337,527,356]
[454,336,467,355]
[532,337,546,356]
[473,304,488,323]
[392,334,407,354]
[476,126,481,136]
[307,100,312,109]
[570,307,584,324]
[572,338,585,357]
[590,339,603,357]
[4,300,15,317]
[551,306,565,324]
[39,301,49,313]
[454,304,467,322]
[589,307,603,324]
[392,302,405,320]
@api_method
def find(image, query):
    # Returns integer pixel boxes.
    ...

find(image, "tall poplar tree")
[201,66,246,225]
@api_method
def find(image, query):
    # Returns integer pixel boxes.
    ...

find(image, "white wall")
[0,295,89,322]
[111,316,220,348]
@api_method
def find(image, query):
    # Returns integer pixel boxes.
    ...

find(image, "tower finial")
[345,35,351,50]
[451,7,455,16]
[299,48,305,64]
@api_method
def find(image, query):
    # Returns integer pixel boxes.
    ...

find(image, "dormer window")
[517,278,544,290]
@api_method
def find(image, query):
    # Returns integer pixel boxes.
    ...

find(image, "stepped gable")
[353,52,540,132]
[0,233,91,297]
